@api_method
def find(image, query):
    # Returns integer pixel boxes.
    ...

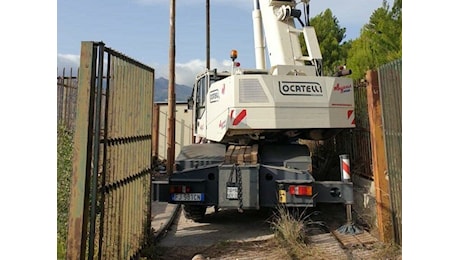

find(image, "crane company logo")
[333,83,352,93]
[218,119,226,129]
[209,89,220,103]
[279,81,323,96]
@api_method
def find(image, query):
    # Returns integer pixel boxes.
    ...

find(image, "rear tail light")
[169,185,191,193]
[288,185,312,196]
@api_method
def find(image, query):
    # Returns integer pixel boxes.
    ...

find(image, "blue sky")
[58,0,392,86]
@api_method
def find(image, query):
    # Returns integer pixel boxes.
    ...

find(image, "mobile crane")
[154,0,355,222]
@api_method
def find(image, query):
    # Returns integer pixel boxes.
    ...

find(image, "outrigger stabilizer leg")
[336,154,362,235]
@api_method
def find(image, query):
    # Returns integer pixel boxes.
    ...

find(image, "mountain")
[70,77,192,103]
[154,77,192,102]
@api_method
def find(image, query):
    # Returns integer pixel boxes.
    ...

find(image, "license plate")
[171,193,204,202]
[226,186,238,200]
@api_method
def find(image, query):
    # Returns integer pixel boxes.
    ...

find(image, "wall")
[352,174,378,238]
[156,102,193,160]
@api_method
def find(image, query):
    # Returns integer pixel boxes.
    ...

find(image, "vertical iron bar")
[346,204,352,224]
[58,68,65,126]
[63,68,68,127]
[68,68,73,130]
[88,42,105,260]
[97,52,111,260]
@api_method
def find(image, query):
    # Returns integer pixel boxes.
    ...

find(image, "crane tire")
[183,205,207,222]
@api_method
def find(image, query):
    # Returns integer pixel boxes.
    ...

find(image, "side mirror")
[187,96,194,110]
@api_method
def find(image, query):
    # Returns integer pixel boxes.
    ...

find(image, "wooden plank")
[250,144,258,164]
[225,145,235,164]
[354,231,379,245]
[243,145,252,163]
[309,233,348,259]
[66,41,95,260]
[332,230,361,248]
[366,70,394,243]
[332,230,379,248]
[237,146,247,164]
[231,146,241,164]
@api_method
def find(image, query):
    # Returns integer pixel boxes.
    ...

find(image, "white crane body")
[195,0,354,143]
[200,73,354,143]
[155,0,356,222]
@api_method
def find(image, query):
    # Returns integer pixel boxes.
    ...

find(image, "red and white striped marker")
[230,109,247,126]
[339,154,351,182]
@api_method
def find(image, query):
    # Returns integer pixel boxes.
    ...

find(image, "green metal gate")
[66,41,155,259]
[378,59,402,245]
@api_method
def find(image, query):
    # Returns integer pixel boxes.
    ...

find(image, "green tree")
[347,0,402,80]
[301,9,348,76]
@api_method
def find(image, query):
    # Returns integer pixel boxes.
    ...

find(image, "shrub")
[269,205,325,259]
[57,124,73,259]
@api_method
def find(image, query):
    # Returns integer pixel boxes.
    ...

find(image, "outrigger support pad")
[336,203,362,235]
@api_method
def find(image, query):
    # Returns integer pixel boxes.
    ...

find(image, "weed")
[373,242,402,259]
[57,124,73,259]
[269,205,327,259]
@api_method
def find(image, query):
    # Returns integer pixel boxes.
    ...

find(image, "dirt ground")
[151,234,401,260]
[146,204,401,260]
[152,238,290,260]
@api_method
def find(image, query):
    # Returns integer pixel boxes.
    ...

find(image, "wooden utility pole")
[152,103,160,160]
[366,70,393,242]
[206,0,210,70]
[167,0,176,174]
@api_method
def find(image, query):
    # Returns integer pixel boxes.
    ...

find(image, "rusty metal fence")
[333,59,402,245]
[66,41,155,259]
[57,68,79,131]
[334,84,373,179]
[378,59,402,245]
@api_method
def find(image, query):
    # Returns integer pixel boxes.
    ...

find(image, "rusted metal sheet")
[378,59,402,245]
[66,41,155,259]
[366,70,393,243]
[66,41,97,260]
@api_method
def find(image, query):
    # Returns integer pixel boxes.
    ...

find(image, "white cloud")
[211,0,252,10]
[155,58,233,87]
[57,53,80,75]
[57,52,229,87]
[134,0,208,6]
[134,0,252,9]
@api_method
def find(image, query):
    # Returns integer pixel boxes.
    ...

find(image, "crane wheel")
[183,205,207,222]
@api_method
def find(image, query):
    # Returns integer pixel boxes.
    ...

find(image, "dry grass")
[372,242,402,259]
[269,205,327,259]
